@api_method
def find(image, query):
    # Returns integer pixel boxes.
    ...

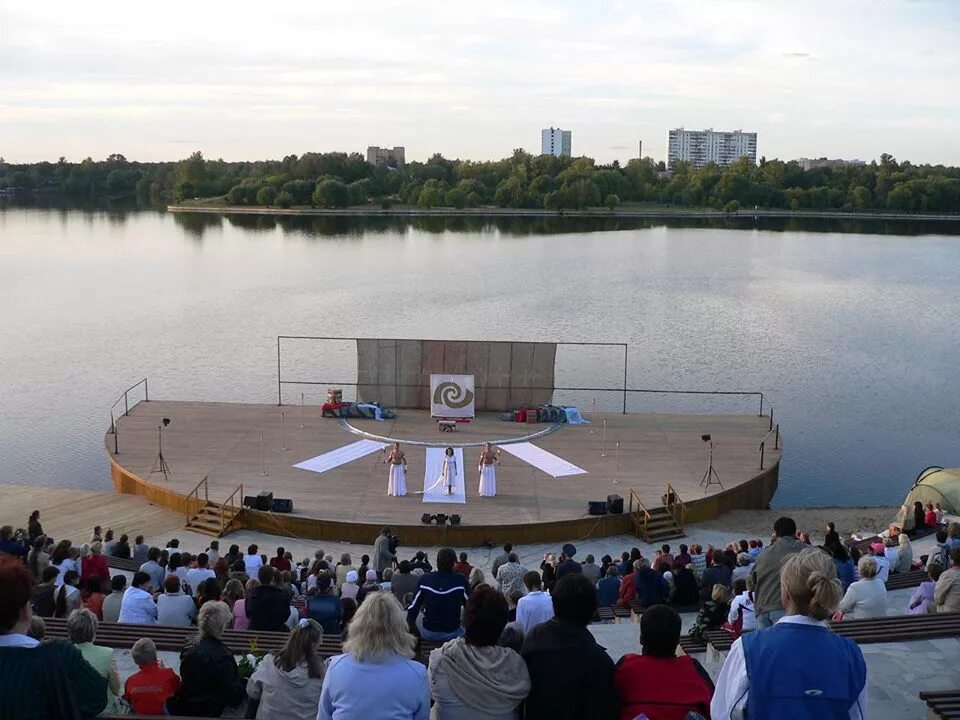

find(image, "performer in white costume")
[385,442,407,496]
[439,446,457,496]
[478,442,499,497]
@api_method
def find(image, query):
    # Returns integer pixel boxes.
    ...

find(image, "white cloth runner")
[422,447,467,504]
[293,439,387,474]
[497,442,587,477]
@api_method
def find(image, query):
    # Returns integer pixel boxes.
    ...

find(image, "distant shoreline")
[167,204,960,222]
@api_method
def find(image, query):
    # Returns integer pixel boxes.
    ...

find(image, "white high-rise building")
[667,128,757,169]
[541,127,572,157]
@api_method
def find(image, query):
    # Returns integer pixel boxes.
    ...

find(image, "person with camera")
[0,526,29,563]
[374,527,397,580]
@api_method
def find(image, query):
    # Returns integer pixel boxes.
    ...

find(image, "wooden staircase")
[184,478,244,538]
[628,484,686,543]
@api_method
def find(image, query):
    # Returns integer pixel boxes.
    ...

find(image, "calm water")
[2,207,959,507]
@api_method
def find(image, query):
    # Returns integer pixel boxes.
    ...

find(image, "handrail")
[185,476,209,523]
[758,424,780,470]
[628,489,653,541]
[220,484,244,535]
[664,482,687,530]
[108,378,149,455]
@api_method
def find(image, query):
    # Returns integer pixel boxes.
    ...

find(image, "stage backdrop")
[356,339,557,411]
[430,374,476,418]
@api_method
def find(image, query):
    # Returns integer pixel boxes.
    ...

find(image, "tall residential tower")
[541,127,572,157]
[667,128,757,169]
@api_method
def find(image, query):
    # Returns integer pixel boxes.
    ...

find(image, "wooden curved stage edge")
[107,450,780,545]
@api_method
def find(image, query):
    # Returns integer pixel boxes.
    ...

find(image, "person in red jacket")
[80,542,111,587]
[614,604,714,720]
[124,638,181,715]
[617,560,637,608]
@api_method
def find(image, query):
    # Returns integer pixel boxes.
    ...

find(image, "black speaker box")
[607,494,624,514]
[271,498,293,513]
[588,500,608,516]
[450,514,461,526]
[243,495,257,509]
[421,513,433,524]
[435,513,448,525]
[255,491,273,511]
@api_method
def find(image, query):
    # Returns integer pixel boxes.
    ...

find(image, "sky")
[1,0,959,166]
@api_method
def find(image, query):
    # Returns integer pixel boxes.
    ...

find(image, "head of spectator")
[773,516,798,540]
[214,557,229,582]
[468,567,485,590]
[498,624,524,653]
[131,637,158,667]
[639,604,683,657]
[605,566,619,578]
[343,592,415,661]
[858,556,878,579]
[584,554,595,565]
[561,543,577,561]
[147,546,160,563]
[247,544,258,557]
[27,616,45,641]
[345,570,359,585]
[458,552,469,563]
[197,600,232,640]
[950,547,960,568]
[0,555,33,635]
[223,579,244,607]
[66,608,99,646]
[927,564,943,583]
[712,584,731,605]
[464,586,510,647]
[397,560,411,574]
[506,552,519,565]
[131,571,151,591]
[164,575,182,594]
[437,547,456,572]
[228,543,240,557]
[552,573,597,626]
[91,525,102,541]
[193,552,208,569]
[364,569,379,585]
[258,565,274,585]
[198,578,222,605]
[110,574,127,594]
[780,547,843,620]
[732,578,747,597]
[275,618,325,679]
[339,552,352,567]
[737,552,751,567]
[503,542,513,554]
[51,538,72,564]
[523,571,542,592]
[167,553,182,573]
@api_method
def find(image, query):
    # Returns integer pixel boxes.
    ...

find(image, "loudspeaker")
[607,494,624,514]
[255,491,273,511]
[243,495,257,509]
[588,500,608,516]
[435,513,448,525]
[450,514,461,526]
[271,498,293,513]
[421,513,433,524]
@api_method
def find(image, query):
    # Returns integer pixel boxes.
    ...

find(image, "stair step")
[185,524,222,538]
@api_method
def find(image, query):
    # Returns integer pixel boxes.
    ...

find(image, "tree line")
[2,149,959,213]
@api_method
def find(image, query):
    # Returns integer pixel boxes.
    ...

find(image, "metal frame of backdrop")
[275,336,767,417]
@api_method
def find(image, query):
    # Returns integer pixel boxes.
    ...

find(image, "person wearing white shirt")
[515,571,554,634]
[727,587,756,632]
[118,573,158,625]
[883,542,900,575]
[186,553,216,595]
[837,556,887,620]
[711,548,867,720]
[244,544,264,578]
[869,549,890,583]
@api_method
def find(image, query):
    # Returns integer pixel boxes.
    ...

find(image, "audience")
[307,575,343,633]
[827,541,855,591]
[491,543,513,579]
[123,637,181,715]
[690,584,731,641]
[55,569,82,617]
[453,552,473,577]
[81,575,106,619]
[27,536,50,581]
[634,558,670,610]
[928,530,950,572]
[373,527,396,579]
[248,618,326,719]
[102,574,126,623]
[269,545,293,573]
[186,552,216,591]
[67,608,122,713]
[232,579,257,631]
[495,552,527,601]
[617,560,638,608]
[132,534,149,563]
[158,575,198,627]
[516,570,554,634]
[540,553,558,593]
[318,592,428,720]
[247,565,290,631]
[837,556,888,620]
[670,563,700,606]
[614,604,714,720]
[580,553,601,584]
[428,586,530,719]
[522,573,617,719]
[357,569,382,604]
[31,566,59,617]
[392,560,420,601]
[113,533,132,559]
[908,564,940,615]
[597,566,621,607]
[168,601,246,716]
[340,570,361,601]
[139,547,165,592]
[894,532,913,574]
[119,571,158,625]
[244,543,264,577]
[712,547,866,718]
[27,510,43,541]
[468,567,486,593]
[866,543,891,582]
[750,516,804,628]
[407,548,470,642]
[556,543,582,579]
[934,548,960,613]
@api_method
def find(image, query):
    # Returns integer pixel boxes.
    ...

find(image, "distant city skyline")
[1,1,958,165]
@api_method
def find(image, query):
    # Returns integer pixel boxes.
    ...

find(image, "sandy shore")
[689,506,899,543]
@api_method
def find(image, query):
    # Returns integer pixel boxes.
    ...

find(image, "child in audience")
[908,564,940,615]
[123,638,181,715]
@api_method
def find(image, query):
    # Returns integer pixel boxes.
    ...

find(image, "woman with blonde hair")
[317,592,428,720]
[336,553,356,590]
[66,608,121,713]
[894,532,913,574]
[222,578,245,610]
[468,567,486,593]
[247,618,325,719]
[712,547,867,719]
[232,578,258,631]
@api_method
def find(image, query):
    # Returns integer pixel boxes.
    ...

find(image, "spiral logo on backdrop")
[430,374,477,418]
[433,382,474,409]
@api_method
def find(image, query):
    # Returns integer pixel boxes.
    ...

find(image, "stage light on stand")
[699,433,723,490]
[152,417,172,480]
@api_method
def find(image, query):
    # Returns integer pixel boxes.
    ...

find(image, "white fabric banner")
[422,447,467,504]
[430,374,476,418]
[292,439,387,474]
[497,442,587,477]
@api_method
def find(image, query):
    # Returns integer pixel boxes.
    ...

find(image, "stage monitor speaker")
[271,498,293,513]
[421,513,433,524]
[588,500,608,516]
[435,513,448,525]
[243,495,257,509]
[607,494,624,514]
[255,491,273,511]
[450,514,461,526]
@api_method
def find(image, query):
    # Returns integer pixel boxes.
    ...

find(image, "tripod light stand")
[699,433,723,490]
[152,417,172,480]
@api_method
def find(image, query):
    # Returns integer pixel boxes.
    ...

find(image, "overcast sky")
[2,0,958,166]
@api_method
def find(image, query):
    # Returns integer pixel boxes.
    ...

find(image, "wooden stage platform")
[107,401,781,544]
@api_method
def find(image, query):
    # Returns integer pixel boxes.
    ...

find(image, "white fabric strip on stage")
[422,447,467,504]
[497,442,587,477]
[293,439,387,474]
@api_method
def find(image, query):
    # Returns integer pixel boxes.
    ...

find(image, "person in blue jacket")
[633,558,670,610]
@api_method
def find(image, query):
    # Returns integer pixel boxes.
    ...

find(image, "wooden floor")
[0,483,185,543]
[108,400,780,527]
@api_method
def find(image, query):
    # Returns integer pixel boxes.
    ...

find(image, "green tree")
[256,186,277,206]
[275,190,294,208]
[604,193,619,209]
[445,187,468,209]
[313,179,350,208]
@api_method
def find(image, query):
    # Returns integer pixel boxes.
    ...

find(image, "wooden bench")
[678,636,707,654]
[104,556,143,573]
[886,568,927,591]
[920,690,960,719]
[630,600,702,623]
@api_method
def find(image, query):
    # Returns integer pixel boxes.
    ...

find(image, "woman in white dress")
[386,443,407,497]
[478,443,499,497]
[439,447,457,496]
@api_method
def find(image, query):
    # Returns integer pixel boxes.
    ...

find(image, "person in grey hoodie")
[247,618,325,720]
[749,516,805,628]
[157,575,197,627]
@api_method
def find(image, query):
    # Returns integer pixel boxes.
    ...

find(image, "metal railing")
[628,489,653,542]
[664,483,687,530]
[759,424,780,470]
[220,484,244,535]
[185,475,209,524]
[108,378,149,455]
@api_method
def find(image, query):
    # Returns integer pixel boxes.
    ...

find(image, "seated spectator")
[924,503,937,528]
[102,529,116,557]
[232,579,258,631]
[380,568,394,594]
[615,604,714,719]
[711,548,866,719]
[634,558,670,611]
[27,615,45,641]
[269,546,292,573]
[934,548,960,613]
[248,618,326,719]
[866,544,890,582]
[50,538,77,585]
[690,585,731,641]
[516,571,554,634]
[617,560,638,608]
[656,544,675,568]
[598,566,621,607]
[119,571,158,625]
[340,570,361,601]
[228,559,250,586]
[935,503,945,526]
[428,586,531,719]
[222,578,244,613]
[186,552,216,593]
[224,543,241,568]
[453,552,473,577]
[54,569,82,618]
[335,553,356,589]
[79,541,110,587]
[928,529,950,572]
[465,568,483,593]
[318,592,428,720]
[139,547,165,592]
[727,578,756,634]
[411,551,433,574]
[837,556,887,620]
[67,608,121,713]
[307,575,343,634]
[158,575,198,626]
[339,597,358,641]
[581,554,601,584]
[391,560,419,602]
[908,564,940,615]
[522,573,617,719]
[826,541,855,591]
[894,533,913,574]
[31,566,59,617]
[27,536,50,581]
[670,564,700,607]
[168,601,246,716]
[0,556,107,718]
[675,544,693,568]
[689,544,707,577]
[699,557,732,601]
[732,553,752,584]
[102,574,127,623]
[124,637,181,715]
[556,543,582,579]
[197,577,223,608]
[113,533,131,559]
[356,569,381,604]
[883,536,901,575]
[616,551,632,576]
[132,535,149,563]
[244,543,264,577]
[407,548,470,642]
[248,565,290,631]
[81,575,106,619]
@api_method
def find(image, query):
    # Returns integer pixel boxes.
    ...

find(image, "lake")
[2,205,958,508]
